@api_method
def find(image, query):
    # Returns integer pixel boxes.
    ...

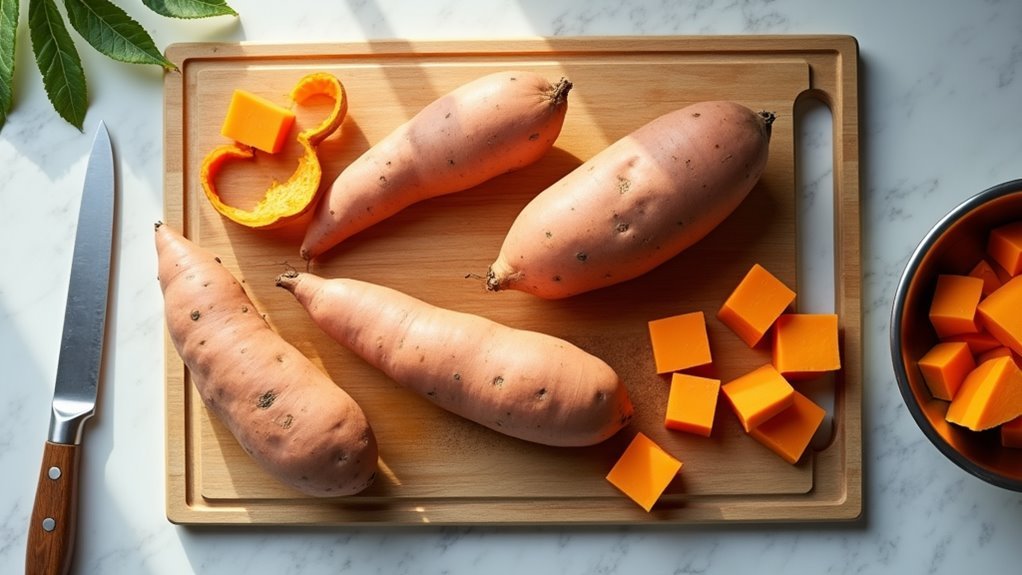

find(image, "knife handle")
[26,441,81,575]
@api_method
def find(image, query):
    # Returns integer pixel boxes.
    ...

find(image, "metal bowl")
[891,178,1022,491]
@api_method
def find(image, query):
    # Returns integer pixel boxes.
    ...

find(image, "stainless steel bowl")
[891,178,1022,491]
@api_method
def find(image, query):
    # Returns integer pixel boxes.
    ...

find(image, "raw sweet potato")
[155,223,377,496]
[300,70,572,260]
[487,100,775,299]
[275,271,634,447]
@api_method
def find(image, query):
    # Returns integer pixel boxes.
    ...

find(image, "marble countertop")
[3,0,1022,573]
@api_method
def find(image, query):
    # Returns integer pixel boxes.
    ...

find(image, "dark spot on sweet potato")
[535,388,548,400]
[241,305,249,313]
[545,230,553,239]
[453,372,462,381]
[692,112,701,118]
[576,252,588,262]
[190,309,201,321]
[617,177,631,194]
[596,391,608,402]
[448,158,455,166]
[552,275,561,282]
[528,132,540,141]
[257,391,277,409]
[215,257,222,264]
[492,376,504,387]
[616,222,629,233]
[280,414,293,429]
[426,389,437,398]
[199,340,206,346]
[330,209,335,215]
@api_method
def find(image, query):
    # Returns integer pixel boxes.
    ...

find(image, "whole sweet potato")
[301,70,572,260]
[487,100,775,299]
[276,271,634,447]
[156,223,378,496]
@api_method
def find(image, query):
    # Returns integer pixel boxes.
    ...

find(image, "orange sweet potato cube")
[648,311,712,374]
[605,432,683,512]
[221,89,296,154]
[1001,416,1022,448]
[772,313,841,379]
[977,275,1022,356]
[665,373,721,437]
[987,221,1022,277]
[721,364,795,432]
[917,341,975,401]
[929,274,984,338]
[717,264,796,347]
[946,356,1022,431]
[969,259,1003,296]
[748,391,827,464]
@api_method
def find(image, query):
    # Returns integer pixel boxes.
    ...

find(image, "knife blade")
[26,123,115,575]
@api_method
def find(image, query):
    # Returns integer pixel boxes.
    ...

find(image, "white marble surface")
[3,0,1022,573]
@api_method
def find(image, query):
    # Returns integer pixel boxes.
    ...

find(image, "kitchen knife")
[26,123,115,575]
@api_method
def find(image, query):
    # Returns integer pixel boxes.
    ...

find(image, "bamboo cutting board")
[162,36,861,524]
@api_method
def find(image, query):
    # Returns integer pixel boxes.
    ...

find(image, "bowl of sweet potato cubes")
[892,178,1022,491]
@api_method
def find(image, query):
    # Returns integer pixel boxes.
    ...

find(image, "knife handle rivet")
[42,518,56,532]
[47,466,62,480]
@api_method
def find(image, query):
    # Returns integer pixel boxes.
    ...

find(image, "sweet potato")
[155,223,378,496]
[487,100,775,299]
[300,70,572,260]
[275,271,634,446]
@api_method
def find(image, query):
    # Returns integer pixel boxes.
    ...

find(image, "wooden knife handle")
[26,441,81,575]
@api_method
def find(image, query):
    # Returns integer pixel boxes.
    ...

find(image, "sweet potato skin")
[156,223,378,496]
[300,70,572,261]
[487,100,775,299]
[276,271,634,447]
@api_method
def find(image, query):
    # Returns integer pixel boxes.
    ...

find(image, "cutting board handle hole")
[794,92,838,449]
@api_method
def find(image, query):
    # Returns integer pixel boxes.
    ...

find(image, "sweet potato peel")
[200,72,348,230]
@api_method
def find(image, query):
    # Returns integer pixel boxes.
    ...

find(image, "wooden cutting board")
[162,35,861,524]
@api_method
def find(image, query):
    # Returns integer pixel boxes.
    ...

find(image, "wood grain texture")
[26,442,80,575]
[162,35,861,525]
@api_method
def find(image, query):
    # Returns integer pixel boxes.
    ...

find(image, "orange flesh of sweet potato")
[155,223,378,496]
[486,100,774,299]
[275,271,634,447]
[300,70,572,260]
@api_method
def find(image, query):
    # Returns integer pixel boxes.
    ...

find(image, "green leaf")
[64,0,177,70]
[0,0,17,131]
[142,0,237,19]
[29,0,88,130]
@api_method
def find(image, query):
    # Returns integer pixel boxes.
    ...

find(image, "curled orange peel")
[200,72,347,230]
